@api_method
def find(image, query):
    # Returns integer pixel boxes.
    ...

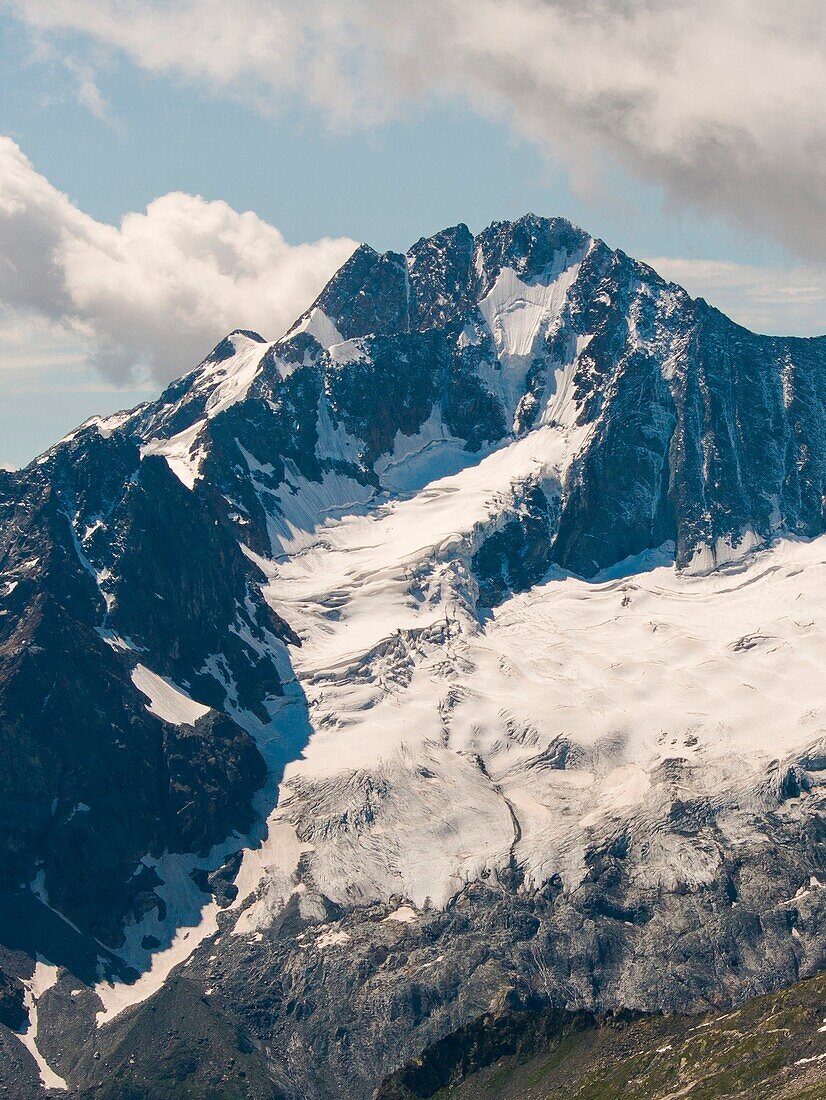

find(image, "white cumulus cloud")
[0,136,356,383]
[10,0,826,258]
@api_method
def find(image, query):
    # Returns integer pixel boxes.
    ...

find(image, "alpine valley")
[0,214,824,1097]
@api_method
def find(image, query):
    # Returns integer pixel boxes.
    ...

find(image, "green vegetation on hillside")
[383,972,826,1100]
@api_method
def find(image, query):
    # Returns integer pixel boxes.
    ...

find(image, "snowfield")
[231,425,826,926]
[131,664,212,726]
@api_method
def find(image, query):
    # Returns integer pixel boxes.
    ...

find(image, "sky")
[1,1,826,467]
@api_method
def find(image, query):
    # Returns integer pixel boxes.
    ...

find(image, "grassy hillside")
[380,972,826,1100]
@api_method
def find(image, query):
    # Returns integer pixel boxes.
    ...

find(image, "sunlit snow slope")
[245,461,826,921]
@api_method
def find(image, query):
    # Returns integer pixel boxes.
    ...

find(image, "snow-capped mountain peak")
[1,214,824,1098]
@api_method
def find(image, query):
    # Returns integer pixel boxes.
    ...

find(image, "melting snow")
[795,1053,826,1066]
[96,681,315,1021]
[94,829,262,1025]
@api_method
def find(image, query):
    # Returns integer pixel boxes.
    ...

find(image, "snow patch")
[315,927,351,949]
[477,252,584,421]
[383,905,418,925]
[289,308,343,349]
[327,339,368,366]
[141,421,206,490]
[139,334,270,488]
[263,461,375,557]
[131,664,211,725]
[202,333,268,417]
[93,409,134,438]
[14,959,67,1091]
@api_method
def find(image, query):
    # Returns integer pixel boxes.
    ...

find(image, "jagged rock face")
[0,214,825,1098]
[250,213,826,574]
[0,469,270,943]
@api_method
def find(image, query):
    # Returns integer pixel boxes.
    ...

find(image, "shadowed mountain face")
[0,214,824,1097]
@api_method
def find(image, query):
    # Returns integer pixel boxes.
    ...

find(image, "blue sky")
[1,2,825,467]
[0,12,790,263]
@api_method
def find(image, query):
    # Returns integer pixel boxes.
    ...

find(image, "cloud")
[645,257,826,337]
[0,136,356,383]
[63,56,117,124]
[9,0,826,259]
[1,131,822,420]
[0,307,84,372]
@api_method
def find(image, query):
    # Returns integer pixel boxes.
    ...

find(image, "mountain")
[0,213,823,1097]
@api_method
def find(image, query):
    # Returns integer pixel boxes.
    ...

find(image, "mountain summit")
[0,215,824,1097]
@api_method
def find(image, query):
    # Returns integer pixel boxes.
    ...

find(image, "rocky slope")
[378,970,826,1100]
[0,214,824,1096]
